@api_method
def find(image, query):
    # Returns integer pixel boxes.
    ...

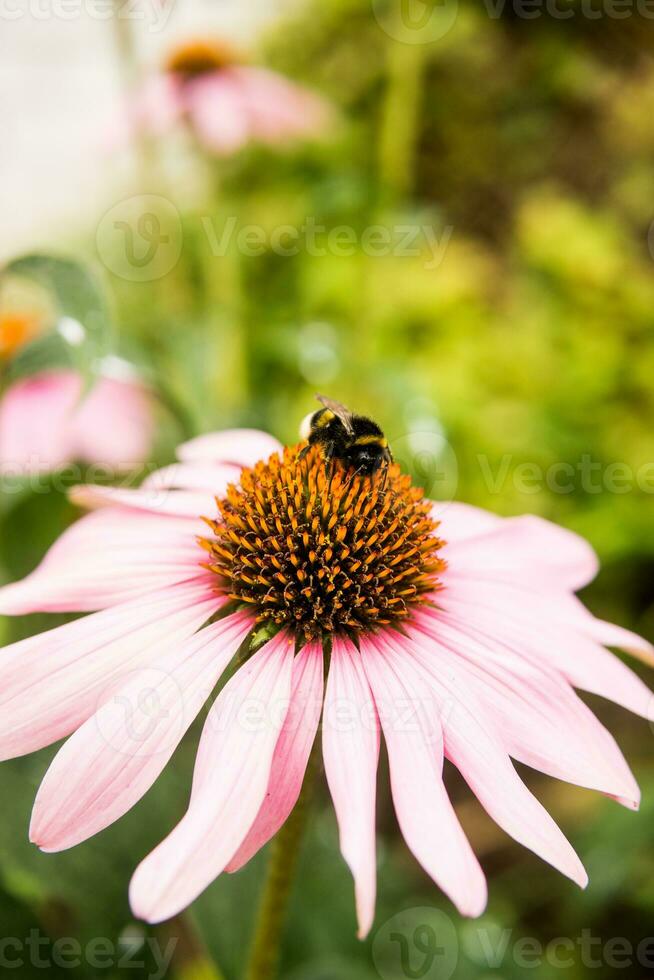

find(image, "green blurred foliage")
[1,0,654,977]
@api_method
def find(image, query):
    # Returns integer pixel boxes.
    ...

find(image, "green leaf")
[1,254,114,388]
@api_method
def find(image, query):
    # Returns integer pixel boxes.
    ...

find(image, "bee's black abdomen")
[351,416,384,438]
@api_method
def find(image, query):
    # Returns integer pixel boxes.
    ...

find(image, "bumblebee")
[300,395,392,475]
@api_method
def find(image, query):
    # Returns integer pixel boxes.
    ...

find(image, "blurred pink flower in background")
[0,428,651,934]
[0,311,155,474]
[0,370,155,475]
[128,38,333,155]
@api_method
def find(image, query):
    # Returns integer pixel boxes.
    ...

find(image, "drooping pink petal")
[177,429,282,468]
[132,73,185,136]
[70,484,219,518]
[441,577,654,668]
[440,577,653,679]
[360,635,487,918]
[230,67,331,143]
[106,73,184,150]
[226,640,323,873]
[129,631,295,923]
[71,377,154,470]
[186,73,252,154]
[30,610,254,852]
[444,515,599,591]
[322,637,379,938]
[0,372,155,475]
[0,507,205,614]
[413,609,640,808]
[442,602,653,720]
[398,630,587,887]
[441,575,593,625]
[0,372,78,474]
[584,618,654,668]
[430,500,502,542]
[0,581,220,761]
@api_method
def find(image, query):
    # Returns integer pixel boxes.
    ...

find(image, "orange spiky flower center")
[200,444,446,641]
[165,38,241,78]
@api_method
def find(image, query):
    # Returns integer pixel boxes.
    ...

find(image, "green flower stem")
[244,749,320,980]
[156,911,227,980]
[110,0,159,193]
[378,33,427,203]
[110,0,138,86]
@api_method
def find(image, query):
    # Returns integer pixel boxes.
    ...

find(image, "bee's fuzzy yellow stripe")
[354,435,387,446]
[315,410,334,428]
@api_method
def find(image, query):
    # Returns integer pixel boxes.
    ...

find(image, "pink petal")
[186,74,252,154]
[71,377,154,470]
[177,429,282,468]
[585,618,654,668]
[441,575,593,623]
[0,372,78,474]
[230,67,331,143]
[0,581,220,761]
[142,461,241,492]
[131,73,184,136]
[0,372,154,475]
[441,577,654,668]
[413,609,640,808]
[70,484,219,519]
[360,635,487,918]
[430,500,502,542]
[322,637,379,938]
[444,515,599,591]
[0,507,205,614]
[400,631,587,887]
[129,631,295,923]
[226,640,323,873]
[444,602,653,720]
[30,610,253,851]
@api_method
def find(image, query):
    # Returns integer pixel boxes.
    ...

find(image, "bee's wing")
[316,394,355,435]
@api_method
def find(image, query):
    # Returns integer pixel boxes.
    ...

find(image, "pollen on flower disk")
[200,444,446,640]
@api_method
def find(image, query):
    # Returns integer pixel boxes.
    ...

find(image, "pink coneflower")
[0,313,155,474]
[0,370,155,475]
[129,39,332,156]
[0,428,651,935]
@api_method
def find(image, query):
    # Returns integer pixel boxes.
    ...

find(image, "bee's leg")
[379,451,392,491]
[299,431,321,461]
[344,463,365,493]
[323,443,336,489]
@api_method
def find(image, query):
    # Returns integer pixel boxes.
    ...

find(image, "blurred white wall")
[0,0,290,261]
